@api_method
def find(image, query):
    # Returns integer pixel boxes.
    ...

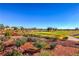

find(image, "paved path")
[68,36,79,41]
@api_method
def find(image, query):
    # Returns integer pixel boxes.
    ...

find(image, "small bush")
[35,43,43,49]
[6,49,23,56]
[63,36,68,40]
[23,34,28,37]
[15,37,27,47]
[52,37,58,41]
[0,40,4,51]
[0,36,4,41]
[58,36,68,41]
[43,36,52,39]
[42,36,57,41]
[27,37,37,42]
[4,31,12,36]
[39,50,51,56]
[34,40,47,49]
[15,40,21,47]
[55,34,68,41]
[0,45,4,51]
[48,37,57,42]
[50,42,57,49]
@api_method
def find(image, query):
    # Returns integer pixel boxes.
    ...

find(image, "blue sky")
[0,3,79,29]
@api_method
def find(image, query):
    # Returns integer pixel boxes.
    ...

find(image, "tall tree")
[11,26,18,30]
[5,26,9,28]
[0,24,4,29]
[20,26,24,30]
[47,27,52,31]
[75,27,79,30]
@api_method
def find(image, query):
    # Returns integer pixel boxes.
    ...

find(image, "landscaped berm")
[0,24,79,56]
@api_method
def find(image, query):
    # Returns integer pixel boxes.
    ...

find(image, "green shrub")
[26,37,37,42]
[55,34,68,41]
[35,43,43,49]
[50,42,57,49]
[15,37,27,47]
[52,37,58,41]
[21,37,27,43]
[23,34,28,37]
[48,37,57,41]
[34,40,47,49]
[6,49,23,56]
[15,39,21,47]
[43,36,52,39]
[0,45,4,51]
[39,50,51,56]
[42,36,57,41]
[0,36,4,41]
[63,36,68,40]
[4,31,12,36]
[0,40,4,51]
[27,34,35,37]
